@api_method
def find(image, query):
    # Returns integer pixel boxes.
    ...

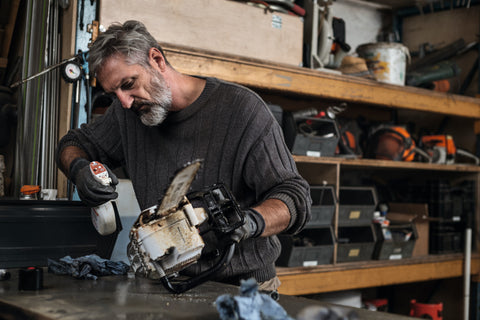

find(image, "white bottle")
[90,161,117,235]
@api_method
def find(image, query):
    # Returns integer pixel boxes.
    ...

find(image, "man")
[56,20,311,291]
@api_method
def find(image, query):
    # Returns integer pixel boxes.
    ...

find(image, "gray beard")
[136,69,172,127]
[139,104,169,127]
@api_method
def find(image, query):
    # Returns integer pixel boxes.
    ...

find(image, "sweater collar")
[164,77,219,124]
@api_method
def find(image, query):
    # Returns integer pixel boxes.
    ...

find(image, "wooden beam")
[1,0,20,58]
[277,255,480,295]
[162,44,480,119]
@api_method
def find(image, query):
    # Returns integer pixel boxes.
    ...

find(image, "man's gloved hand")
[231,208,266,243]
[69,158,118,207]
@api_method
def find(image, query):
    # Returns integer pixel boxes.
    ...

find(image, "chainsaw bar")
[158,160,202,212]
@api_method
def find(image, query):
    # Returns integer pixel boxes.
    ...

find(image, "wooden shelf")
[162,43,480,119]
[277,254,479,295]
[159,43,480,299]
[293,155,480,172]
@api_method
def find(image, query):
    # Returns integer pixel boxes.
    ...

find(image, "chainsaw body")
[127,161,245,293]
[128,198,208,278]
[420,135,479,165]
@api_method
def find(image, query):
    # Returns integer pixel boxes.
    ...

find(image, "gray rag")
[48,254,130,280]
[215,278,295,320]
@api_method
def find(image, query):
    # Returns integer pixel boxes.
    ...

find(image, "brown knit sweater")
[56,77,311,284]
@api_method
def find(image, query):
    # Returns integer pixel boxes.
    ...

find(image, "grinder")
[127,160,246,293]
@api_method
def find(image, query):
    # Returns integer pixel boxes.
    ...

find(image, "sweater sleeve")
[55,104,125,176]
[242,102,312,235]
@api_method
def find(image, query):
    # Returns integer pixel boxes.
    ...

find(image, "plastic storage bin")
[286,117,340,157]
[308,185,336,227]
[0,200,120,268]
[338,187,377,226]
[277,227,334,267]
[336,225,376,263]
[373,223,418,260]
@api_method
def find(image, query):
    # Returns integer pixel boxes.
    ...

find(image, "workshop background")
[1,0,480,319]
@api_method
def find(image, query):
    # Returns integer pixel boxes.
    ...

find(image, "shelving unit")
[161,43,480,296]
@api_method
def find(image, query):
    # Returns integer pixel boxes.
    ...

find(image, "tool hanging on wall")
[303,0,351,70]
[10,51,87,89]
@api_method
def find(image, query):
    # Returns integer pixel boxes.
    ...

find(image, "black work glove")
[69,158,119,207]
[230,208,266,243]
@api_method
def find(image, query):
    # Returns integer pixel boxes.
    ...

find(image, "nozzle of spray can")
[90,161,117,236]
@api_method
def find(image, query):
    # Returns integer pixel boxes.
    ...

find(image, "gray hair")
[88,20,170,76]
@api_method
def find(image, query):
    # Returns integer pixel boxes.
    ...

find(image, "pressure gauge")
[61,61,82,83]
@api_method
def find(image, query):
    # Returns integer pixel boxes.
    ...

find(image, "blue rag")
[216,278,294,320]
[48,254,130,280]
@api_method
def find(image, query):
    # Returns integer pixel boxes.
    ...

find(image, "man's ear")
[149,47,167,71]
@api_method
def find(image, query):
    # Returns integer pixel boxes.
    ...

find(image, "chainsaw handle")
[160,242,236,294]
[456,149,480,165]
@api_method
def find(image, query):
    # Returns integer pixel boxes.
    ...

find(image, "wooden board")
[277,254,480,295]
[161,43,480,119]
[98,0,304,66]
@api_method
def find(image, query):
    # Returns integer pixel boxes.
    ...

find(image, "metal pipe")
[464,227,472,320]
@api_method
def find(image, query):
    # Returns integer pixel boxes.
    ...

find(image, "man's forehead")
[97,55,134,92]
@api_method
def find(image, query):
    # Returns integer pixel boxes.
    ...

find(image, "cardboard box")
[387,203,429,257]
[99,0,304,66]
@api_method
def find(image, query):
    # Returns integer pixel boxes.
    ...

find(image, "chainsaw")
[127,160,246,293]
[420,135,479,165]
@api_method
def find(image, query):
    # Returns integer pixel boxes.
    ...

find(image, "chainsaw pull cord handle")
[160,242,236,294]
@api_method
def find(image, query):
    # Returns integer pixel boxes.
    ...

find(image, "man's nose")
[116,91,134,109]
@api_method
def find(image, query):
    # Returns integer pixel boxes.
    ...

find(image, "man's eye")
[121,81,134,90]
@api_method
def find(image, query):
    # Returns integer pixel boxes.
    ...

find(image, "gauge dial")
[61,61,82,83]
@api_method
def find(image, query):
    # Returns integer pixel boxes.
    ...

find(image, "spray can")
[89,161,117,235]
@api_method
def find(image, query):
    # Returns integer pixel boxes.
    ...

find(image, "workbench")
[0,269,416,319]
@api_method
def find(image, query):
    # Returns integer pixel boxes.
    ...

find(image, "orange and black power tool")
[420,135,456,164]
[420,135,479,165]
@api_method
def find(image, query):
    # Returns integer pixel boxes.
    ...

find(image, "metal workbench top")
[0,270,415,319]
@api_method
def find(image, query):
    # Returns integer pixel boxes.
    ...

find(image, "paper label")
[348,249,360,257]
[272,15,282,29]
[306,150,321,157]
[349,211,361,219]
[303,261,318,267]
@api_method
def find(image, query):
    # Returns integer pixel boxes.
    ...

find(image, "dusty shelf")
[162,43,480,119]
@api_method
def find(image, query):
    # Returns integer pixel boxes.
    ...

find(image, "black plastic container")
[336,225,376,263]
[277,227,335,267]
[286,117,340,157]
[373,223,417,260]
[338,187,377,226]
[308,185,336,227]
[0,200,120,268]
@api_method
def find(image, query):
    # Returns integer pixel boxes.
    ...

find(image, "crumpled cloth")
[296,305,359,320]
[215,278,295,320]
[48,254,130,280]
